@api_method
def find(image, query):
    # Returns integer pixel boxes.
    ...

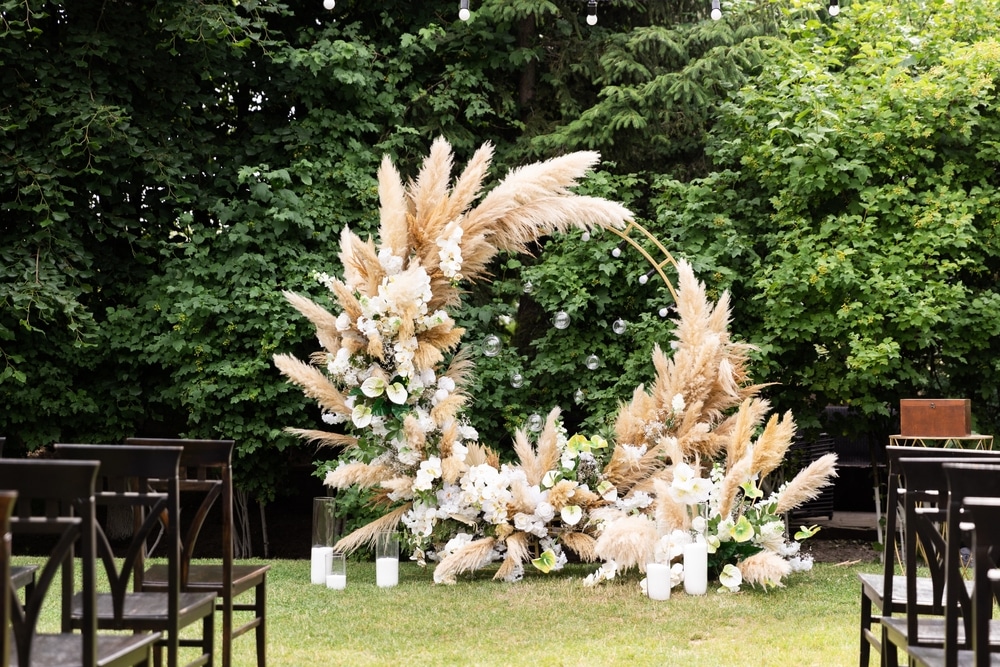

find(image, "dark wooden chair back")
[963,494,1000,667]
[126,439,234,585]
[943,463,1000,662]
[0,489,15,667]
[55,444,215,667]
[0,460,100,667]
[882,447,1000,608]
[893,455,1000,658]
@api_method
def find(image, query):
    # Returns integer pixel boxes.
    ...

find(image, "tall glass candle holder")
[311,497,338,585]
[375,530,399,588]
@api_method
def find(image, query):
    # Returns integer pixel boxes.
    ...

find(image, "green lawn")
[17,556,880,666]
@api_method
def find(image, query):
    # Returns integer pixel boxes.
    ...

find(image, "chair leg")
[205,609,215,667]
[881,625,899,667]
[256,579,267,667]
[221,593,233,667]
[860,592,873,667]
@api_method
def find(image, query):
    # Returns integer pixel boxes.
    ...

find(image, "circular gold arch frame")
[606,220,679,303]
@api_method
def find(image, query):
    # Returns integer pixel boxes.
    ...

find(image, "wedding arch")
[273,138,837,592]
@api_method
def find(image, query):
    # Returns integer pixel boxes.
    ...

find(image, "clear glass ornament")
[553,311,570,329]
[482,335,501,357]
[585,354,600,370]
[613,319,627,335]
[510,373,524,388]
[527,414,543,432]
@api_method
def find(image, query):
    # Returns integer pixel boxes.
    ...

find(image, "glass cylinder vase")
[311,497,338,585]
[375,530,399,588]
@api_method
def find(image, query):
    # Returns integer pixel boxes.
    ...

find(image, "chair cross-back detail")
[55,444,216,667]
[126,438,269,667]
[882,456,1000,667]
[0,459,159,667]
[859,446,1000,667]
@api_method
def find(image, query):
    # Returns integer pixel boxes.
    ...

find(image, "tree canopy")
[5,0,1000,527]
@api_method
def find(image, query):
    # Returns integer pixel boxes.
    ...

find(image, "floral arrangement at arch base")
[274,138,838,593]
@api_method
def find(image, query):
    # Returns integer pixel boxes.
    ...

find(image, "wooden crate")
[900,399,971,437]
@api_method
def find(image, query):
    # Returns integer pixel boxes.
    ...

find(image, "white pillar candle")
[376,557,399,587]
[645,562,671,600]
[311,546,334,585]
[683,541,708,596]
[326,573,347,590]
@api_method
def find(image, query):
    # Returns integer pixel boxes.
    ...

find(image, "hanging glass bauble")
[585,354,600,370]
[482,335,501,357]
[553,311,570,329]
[510,373,524,388]
[527,414,543,431]
[613,319,627,335]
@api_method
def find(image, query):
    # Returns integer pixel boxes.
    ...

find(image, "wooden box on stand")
[899,399,972,437]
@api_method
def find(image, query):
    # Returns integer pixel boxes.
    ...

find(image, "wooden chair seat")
[74,591,218,628]
[882,617,1000,657]
[11,634,160,667]
[144,563,265,596]
[10,566,35,590]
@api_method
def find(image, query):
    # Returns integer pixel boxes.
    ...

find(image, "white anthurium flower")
[561,505,583,526]
[386,382,408,405]
[361,376,386,398]
[718,563,743,593]
[705,534,721,554]
[351,404,373,428]
[541,470,559,489]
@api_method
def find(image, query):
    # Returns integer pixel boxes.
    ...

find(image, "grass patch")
[16,556,878,666]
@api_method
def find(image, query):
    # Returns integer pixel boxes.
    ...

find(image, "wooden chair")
[1,489,14,667]
[858,446,1000,667]
[54,444,217,667]
[125,438,268,667]
[904,464,1000,667]
[882,457,1000,666]
[963,495,1000,667]
[0,459,160,667]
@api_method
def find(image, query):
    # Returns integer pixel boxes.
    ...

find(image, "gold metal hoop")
[606,221,679,303]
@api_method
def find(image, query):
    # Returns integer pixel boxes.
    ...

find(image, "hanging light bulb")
[638,268,656,285]
[611,239,628,258]
[586,0,598,25]
[459,0,471,21]
[710,0,722,20]
[322,0,335,9]
[828,0,840,15]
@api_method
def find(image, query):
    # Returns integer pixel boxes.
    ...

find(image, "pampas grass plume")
[738,550,792,589]
[593,514,658,573]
